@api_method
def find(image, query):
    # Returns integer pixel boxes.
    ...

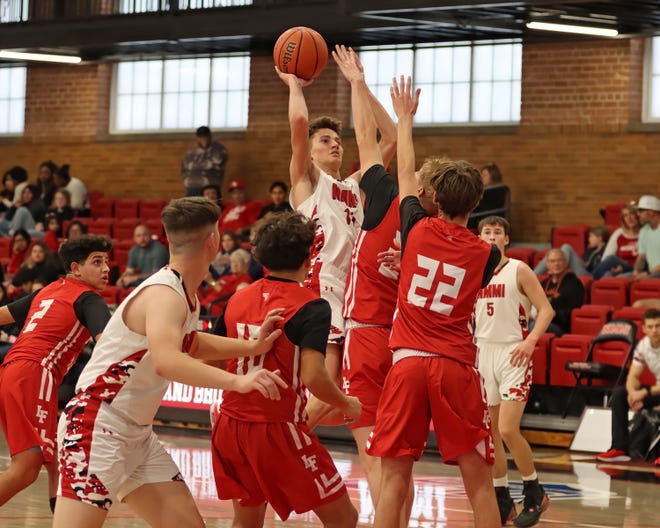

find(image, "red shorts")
[342,325,392,429]
[0,360,58,463]
[366,356,493,465]
[211,414,346,520]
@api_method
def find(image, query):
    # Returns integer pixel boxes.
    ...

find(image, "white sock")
[522,471,538,481]
[493,476,509,488]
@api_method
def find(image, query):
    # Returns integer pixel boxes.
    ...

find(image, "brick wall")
[0,38,657,242]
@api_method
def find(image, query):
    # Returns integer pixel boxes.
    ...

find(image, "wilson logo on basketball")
[282,41,297,69]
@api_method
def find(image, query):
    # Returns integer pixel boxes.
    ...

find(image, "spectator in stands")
[0,184,47,237]
[597,308,660,463]
[116,224,169,288]
[202,184,223,209]
[532,248,584,336]
[43,212,63,253]
[2,166,29,210]
[210,230,241,278]
[0,168,21,215]
[219,179,261,240]
[634,299,660,310]
[5,230,30,277]
[258,180,293,219]
[53,164,90,216]
[480,162,503,187]
[633,195,660,280]
[534,225,609,276]
[200,248,252,317]
[65,220,87,241]
[593,204,640,279]
[36,160,58,208]
[10,241,61,295]
[181,125,229,197]
[49,189,75,224]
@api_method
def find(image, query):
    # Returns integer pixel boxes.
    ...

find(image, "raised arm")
[391,76,421,199]
[276,67,317,207]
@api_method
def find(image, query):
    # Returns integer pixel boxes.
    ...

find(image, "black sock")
[49,496,57,513]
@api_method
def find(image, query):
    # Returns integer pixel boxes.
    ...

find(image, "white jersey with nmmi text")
[475,258,531,344]
[74,267,199,425]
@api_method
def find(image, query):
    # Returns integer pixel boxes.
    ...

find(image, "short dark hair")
[54,164,71,184]
[430,160,483,219]
[589,225,610,244]
[202,184,221,197]
[196,126,211,137]
[643,308,660,323]
[3,166,28,184]
[59,235,113,272]
[13,229,31,245]
[161,197,221,251]
[40,160,58,175]
[269,180,288,194]
[252,212,315,271]
[66,220,88,238]
[478,215,511,236]
[308,116,342,138]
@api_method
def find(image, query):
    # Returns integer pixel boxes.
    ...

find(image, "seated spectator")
[633,195,660,280]
[202,184,223,209]
[593,204,640,279]
[0,184,47,237]
[1,166,29,211]
[49,188,75,224]
[200,248,252,316]
[535,225,609,276]
[65,219,88,241]
[219,179,261,240]
[116,224,169,288]
[532,248,584,336]
[597,308,660,463]
[0,168,20,215]
[210,230,241,279]
[53,164,90,216]
[9,241,61,296]
[634,299,660,310]
[480,162,503,187]
[37,160,58,208]
[258,180,293,219]
[43,212,64,253]
[5,229,30,277]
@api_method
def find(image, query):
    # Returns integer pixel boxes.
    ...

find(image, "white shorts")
[477,342,533,406]
[57,397,183,510]
[318,272,346,344]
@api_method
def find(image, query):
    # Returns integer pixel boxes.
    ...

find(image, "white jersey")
[75,267,199,425]
[632,336,660,380]
[294,169,363,294]
[475,259,531,344]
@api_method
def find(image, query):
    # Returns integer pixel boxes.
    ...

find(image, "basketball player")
[52,198,287,528]
[0,235,113,511]
[476,216,553,527]
[366,76,501,528]
[275,49,396,426]
[211,211,361,527]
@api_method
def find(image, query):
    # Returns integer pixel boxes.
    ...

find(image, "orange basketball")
[273,26,328,81]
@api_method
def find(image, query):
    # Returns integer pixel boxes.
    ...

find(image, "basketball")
[273,26,328,81]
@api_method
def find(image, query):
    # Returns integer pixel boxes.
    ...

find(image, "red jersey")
[4,278,100,385]
[389,197,495,366]
[219,201,261,232]
[220,277,330,423]
[343,164,400,325]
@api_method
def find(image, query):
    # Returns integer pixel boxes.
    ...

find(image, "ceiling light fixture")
[526,21,618,38]
[0,50,82,64]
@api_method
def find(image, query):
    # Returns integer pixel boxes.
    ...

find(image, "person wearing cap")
[633,195,660,280]
[219,179,261,240]
[181,126,229,197]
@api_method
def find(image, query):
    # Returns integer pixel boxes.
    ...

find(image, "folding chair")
[563,318,637,417]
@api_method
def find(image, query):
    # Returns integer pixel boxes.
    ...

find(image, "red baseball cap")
[228,180,246,191]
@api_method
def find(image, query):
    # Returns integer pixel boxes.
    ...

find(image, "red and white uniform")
[367,197,498,464]
[212,277,347,519]
[220,201,262,232]
[295,169,363,342]
[0,278,99,463]
[342,164,400,428]
[475,259,533,405]
[58,268,198,510]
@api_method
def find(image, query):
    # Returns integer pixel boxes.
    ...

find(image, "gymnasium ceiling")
[0,0,659,62]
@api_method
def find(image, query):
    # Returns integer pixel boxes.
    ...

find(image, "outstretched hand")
[332,45,364,83]
[390,75,420,120]
[274,66,314,88]
[236,368,288,400]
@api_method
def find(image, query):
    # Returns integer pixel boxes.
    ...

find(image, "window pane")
[511,80,521,121]
[492,45,513,81]
[473,46,493,82]
[162,94,179,129]
[452,46,471,82]
[178,93,195,128]
[0,69,9,97]
[132,62,150,94]
[9,67,26,98]
[491,81,512,121]
[432,84,451,123]
[512,44,522,80]
[116,63,134,95]
[164,61,181,93]
[226,91,246,128]
[361,53,379,85]
[434,47,454,83]
[472,82,491,121]
[193,92,210,126]
[146,94,162,129]
[377,51,397,85]
[131,94,148,129]
[115,95,132,130]
[179,61,196,92]
[0,66,26,134]
[212,59,229,91]
[147,61,163,93]
[653,37,660,75]
[210,92,228,128]
[0,101,8,130]
[452,82,470,122]
[652,77,660,118]
[193,58,211,91]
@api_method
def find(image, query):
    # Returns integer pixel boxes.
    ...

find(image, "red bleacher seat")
[549,334,592,386]
[83,218,114,238]
[114,199,140,218]
[611,306,647,340]
[88,190,104,202]
[139,199,167,221]
[603,202,625,228]
[551,223,590,256]
[100,285,120,308]
[578,275,592,304]
[589,277,630,309]
[113,218,141,240]
[112,239,133,271]
[570,304,614,336]
[630,278,660,305]
[505,247,536,266]
[143,218,165,243]
[532,248,548,269]
[0,237,12,258]
[532,333,553,385]
[91,197,115,219]
[590,340,636,387]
